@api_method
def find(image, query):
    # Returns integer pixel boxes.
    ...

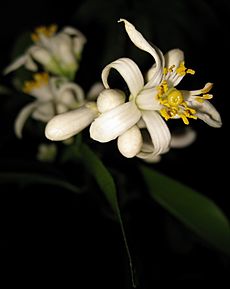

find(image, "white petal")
[24,54,38,71]
[30,46,52,66]
[45,105,97,141]
[136,87,161,110]
[4,54,27,74]
[192,100,222,127]
[32,102,55,122]
[56,82,85,105]
[164,49,184,69]
[29,84,53,101]
[14,102,38,138]
[142,110,171,155]
[61,27,87,56]
[190,100,222,128]
[87,82,104,101]
[163,49,186,86]
[136,140,161,162]
[52,34,76,65]
[90,101,141,142]
[146,64,156,82]
[97,89,125,113]
[117,125,142,158]
[170,127,196,148]
[119,19,163,86]
[102,57,144,97]
[137,153,161,163]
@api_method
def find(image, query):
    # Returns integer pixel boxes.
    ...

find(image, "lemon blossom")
[15,72,85,138]
[89,19,222,161]
[45,83,104,141]
[4,25,86,79]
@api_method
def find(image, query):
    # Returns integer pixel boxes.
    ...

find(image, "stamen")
[195,94,213,103]
[31,24,58,42]
[176,61,195,76]
[23,72,49,93]
[156,80,197,124]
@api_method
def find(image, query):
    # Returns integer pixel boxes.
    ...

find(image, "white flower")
[4,25,86,79]
[90,19,222,161]
[45,83,104,141]
[15,72,85,138]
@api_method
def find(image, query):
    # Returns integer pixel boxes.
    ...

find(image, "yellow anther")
[195,94,213,103]
[31,24,58,42]
[167,89,183,107]
[23,72,49,93]
[160,109,170,120]
[176,61,195,76]
[163,67,168,75]
[179,114,189,125]
[187,68,195,75]
[168,65,175,72]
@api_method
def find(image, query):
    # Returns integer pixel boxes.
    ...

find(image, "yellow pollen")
[31,24,58,42]
[23,72,49,93]
[176,61,195,76]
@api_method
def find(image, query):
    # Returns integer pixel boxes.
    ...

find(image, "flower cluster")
[5,19,222,162]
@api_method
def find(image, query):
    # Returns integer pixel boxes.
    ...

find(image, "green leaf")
[78,143,136,287]
[0,172,81,194]
[140,165,230,255]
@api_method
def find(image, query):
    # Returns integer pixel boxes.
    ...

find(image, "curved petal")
[164,49,185,85]
[24,54,38,71]
[119,19,163,87]
[142,110,171,155]
[170,127,196,148]
[62,26,87,54]
[51,34,76,65]
[137,152,161,163]
[102,57,144,97]
[14,102,38,138]
[57,82,85,105]
[117,125,142,158]
[90,101,141,142]
[45,105,98,141]
[97,89,125,113]
[30,46,52,66]
[164,49,184,69]
[136,87,161,110]
[4,54,27,75]
[190,100,222,128]
[136,138,162,162]
[62,26,87,56]
[87,82,104,101]
[32,102,55,122]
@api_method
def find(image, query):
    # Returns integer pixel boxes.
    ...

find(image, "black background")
[0,0,229,287]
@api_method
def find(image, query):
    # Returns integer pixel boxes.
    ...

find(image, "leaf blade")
[140,165,230,255]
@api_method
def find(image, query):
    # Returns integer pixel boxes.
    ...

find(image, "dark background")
[0,0,229,287]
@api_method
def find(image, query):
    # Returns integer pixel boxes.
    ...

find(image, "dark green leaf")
[140,165,230,255]
[79,143,136,287]
[0,172,81,194]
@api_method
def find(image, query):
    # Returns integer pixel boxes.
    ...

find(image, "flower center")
[157,80,197,125]
[23,72,49,93]
[31,24,58,42]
